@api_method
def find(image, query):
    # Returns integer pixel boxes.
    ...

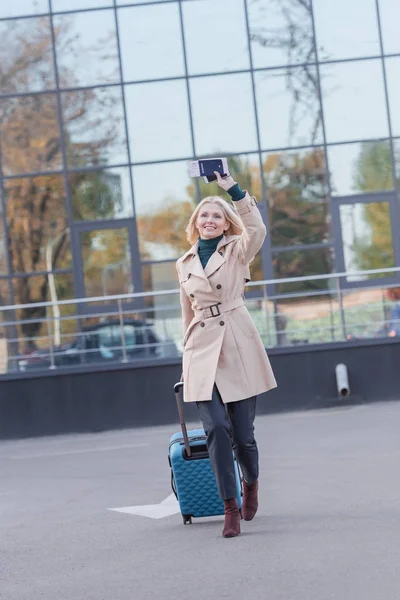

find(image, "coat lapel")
[203,250,225,278]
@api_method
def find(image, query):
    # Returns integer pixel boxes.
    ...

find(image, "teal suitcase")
[169,382,242,525]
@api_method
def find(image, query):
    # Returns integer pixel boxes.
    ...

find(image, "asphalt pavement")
[1,400,400,600]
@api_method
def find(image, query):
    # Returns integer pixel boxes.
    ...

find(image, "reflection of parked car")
[17,319,178,372]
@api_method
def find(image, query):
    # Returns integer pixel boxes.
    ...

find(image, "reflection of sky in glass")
[62,86,128,167]
[52,0,112,9]
[0,17,55,93]
[379,0,400,55]
[132,161,192,216]
[0,0,49,18]
[118,3,185,81]
[328,141,394,196]
[190,73,258,156]
[248,0,316,68]
[255,67,322,149]
[320,60,389,143]
[313,0,380,61]
[125,80,192,162]
[54,10,120,88]
[182,0,249,75]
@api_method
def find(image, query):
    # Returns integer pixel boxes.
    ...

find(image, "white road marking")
[108,493,180,520]
[9,442,149,460]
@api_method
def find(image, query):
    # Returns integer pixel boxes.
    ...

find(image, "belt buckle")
[204,303,221,318]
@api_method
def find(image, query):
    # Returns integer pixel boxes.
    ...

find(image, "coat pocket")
[230,307,258,341]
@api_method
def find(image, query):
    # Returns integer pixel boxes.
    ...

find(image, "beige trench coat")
[176,192,277,404]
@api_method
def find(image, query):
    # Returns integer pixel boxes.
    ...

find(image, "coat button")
[190,293,194,298]
[219,321,225,326]
[216,284,222,289]
[200,322,205,327]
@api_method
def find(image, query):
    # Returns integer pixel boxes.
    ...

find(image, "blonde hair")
[185,196,248,246]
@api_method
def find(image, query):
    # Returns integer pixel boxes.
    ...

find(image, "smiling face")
[195,202,229,240]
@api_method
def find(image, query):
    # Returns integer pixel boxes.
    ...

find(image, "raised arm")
[214,172,267,264]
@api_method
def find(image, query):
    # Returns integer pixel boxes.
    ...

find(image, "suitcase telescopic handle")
[174,381,192,458]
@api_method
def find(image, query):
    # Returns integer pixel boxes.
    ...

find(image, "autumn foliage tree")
[0,16,123,346]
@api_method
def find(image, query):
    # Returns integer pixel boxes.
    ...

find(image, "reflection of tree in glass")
[351,141,396,277]
[264,148,332,292]
[81,229,132,298]
[249,0,321,144]
[265,149,329,247]
[0,17,121,345]
[71,171,123,221]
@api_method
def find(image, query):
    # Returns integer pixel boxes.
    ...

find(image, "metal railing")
[0,266,399,375]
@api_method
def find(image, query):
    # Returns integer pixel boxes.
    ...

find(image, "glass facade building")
[0,0,400,352]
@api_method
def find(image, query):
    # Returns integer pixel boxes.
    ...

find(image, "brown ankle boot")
[222,498,241,538]
[242,480,258,521]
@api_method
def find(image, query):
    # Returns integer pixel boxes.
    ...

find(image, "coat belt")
[194,297,244,320]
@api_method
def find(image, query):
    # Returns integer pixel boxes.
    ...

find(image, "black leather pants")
[197,385,259,500]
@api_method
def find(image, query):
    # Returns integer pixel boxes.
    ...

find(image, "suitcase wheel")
[182,515,192,525]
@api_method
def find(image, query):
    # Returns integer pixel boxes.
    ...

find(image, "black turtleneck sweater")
[198,183,245,268]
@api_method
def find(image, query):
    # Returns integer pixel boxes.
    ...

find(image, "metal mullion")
[243,0,274,291]
[12,268,73,279]
[177,0,201,203]
[272,242,334,254]
[113,0,143,297]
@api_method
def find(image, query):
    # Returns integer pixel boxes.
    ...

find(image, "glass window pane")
[118,4,184,82]
[0,17,55,93]
[248,0,316,68]
[0,279,11,306]
[0,1,48,18]
[328,141,394,196]
[263,148,330,246]
[80,227,133,298]
[320,60,389,143]
[61,86,128,168]
[133,160,195,260]
[182,0,249,75]
[4,175,72,273]
[52,0,112,9]
[255,66,323,149]
[273,246,334,293]
[142,262,181,338]
[125,80,192,162]
[11,273,76,357]
[385,57,400,137]
[339,202,395,282]
[393,139,400,187]
[195,154,264,202]
[117,0,170,4]
[70,167,133,221]
[313,0,380,61]
[0,219,8,275]
[54,11,120,88]
[379,0,400,55]
[0,94,61,176]
[190,74,258,156]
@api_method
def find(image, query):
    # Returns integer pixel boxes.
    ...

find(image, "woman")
[176,171,277,538]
